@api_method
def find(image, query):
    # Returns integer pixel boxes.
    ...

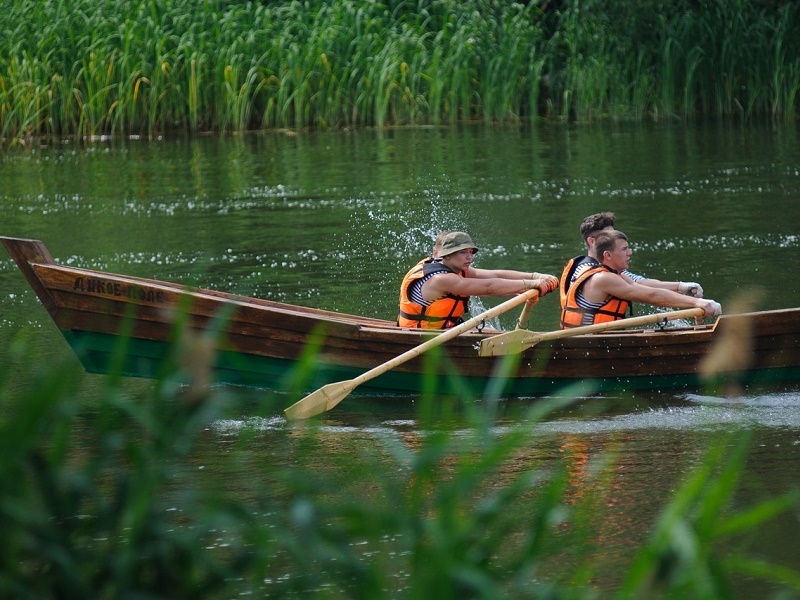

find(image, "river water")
[1,122,799,594]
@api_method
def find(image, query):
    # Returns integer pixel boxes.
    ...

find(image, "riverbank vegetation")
[2,329,800,597]
[2,0,799,142]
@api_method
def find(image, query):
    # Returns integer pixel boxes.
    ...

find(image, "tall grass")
[1,0,799,142]
[2,322,800,597]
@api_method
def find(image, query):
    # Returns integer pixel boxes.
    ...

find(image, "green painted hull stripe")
[61,330,800,396]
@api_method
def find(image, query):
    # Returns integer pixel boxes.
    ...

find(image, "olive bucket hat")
[438,232,479,257]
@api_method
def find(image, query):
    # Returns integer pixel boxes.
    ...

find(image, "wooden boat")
[3,235,800,397]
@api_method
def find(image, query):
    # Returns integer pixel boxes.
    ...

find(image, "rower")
[575,212,705,298]
[560,229,721,329]
[398,231,559,329]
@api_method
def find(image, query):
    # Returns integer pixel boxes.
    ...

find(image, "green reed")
[1,0,799,142]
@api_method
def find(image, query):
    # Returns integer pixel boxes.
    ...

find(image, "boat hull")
[4,236,800,397]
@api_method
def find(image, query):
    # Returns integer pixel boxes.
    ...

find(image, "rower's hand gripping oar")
[478,307,708,357]
[284,289,540,420]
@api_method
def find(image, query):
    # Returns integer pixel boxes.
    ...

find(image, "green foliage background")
[2,0,799,140]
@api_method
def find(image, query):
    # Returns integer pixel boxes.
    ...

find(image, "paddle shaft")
[522,307,705,347]
[478,307,706,357]
[354,289,540,382]
[284,288,540,419]
[515,302,535,329]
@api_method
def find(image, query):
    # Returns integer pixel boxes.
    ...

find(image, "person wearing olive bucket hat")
[398,231,559,329]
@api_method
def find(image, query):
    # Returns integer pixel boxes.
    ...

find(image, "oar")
[515,301,535,330]
[284,288,540,420]
[478,307,706,357]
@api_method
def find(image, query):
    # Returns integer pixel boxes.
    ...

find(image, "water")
[1,121,800,593]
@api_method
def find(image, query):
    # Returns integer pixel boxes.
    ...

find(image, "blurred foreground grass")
[1,328,799,599]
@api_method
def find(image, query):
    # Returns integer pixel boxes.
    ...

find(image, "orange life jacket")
[559,256,631,329]
[397,258,469,329]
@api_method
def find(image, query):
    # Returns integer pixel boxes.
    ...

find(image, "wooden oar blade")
[284,380,355,420]
[478,328,541,357]
[282,288,540,419]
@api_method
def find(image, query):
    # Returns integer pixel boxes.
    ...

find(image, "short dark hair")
[594,229,627,257]
[580,212,616,242]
